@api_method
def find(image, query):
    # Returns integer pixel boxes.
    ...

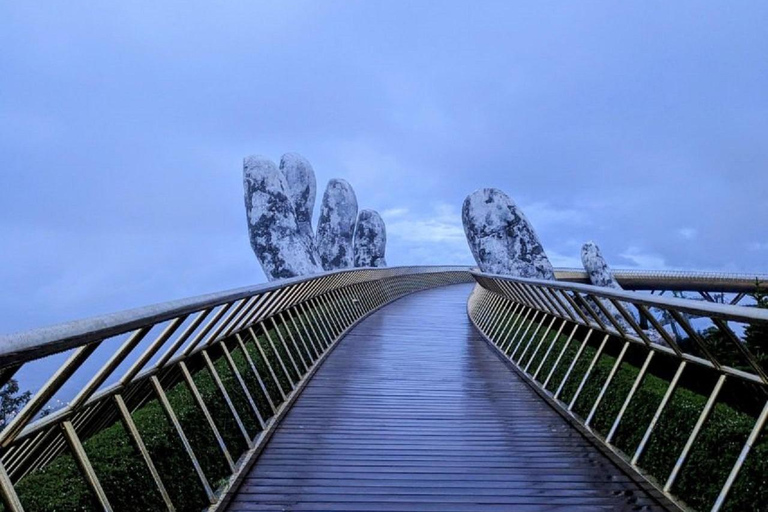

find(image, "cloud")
[618,247,670,270]
[547,250,583,269]
[383,202,474,267]
[521,202,589,228]
[381,207,409,219]
[3,0,768,336]
[386,202,466,243]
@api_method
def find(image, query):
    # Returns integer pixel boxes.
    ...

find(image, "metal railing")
[468,271,768,512]
[0,266,472,512]
[554,268,768,294]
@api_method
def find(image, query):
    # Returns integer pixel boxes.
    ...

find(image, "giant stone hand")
[279,153,317,250]
[243,155,322,281]
[462,188,555,279]
[353,209,387,268]
[244,153,386,280]
[316,179,358,270]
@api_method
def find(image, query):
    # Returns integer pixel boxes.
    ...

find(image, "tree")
[0,378,31,427]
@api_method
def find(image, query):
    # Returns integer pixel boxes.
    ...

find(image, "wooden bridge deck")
[226,284,669,511]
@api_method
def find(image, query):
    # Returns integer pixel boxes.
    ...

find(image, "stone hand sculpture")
[244,153,386,281]
[316,179,358,270]
[581,242,623,290]
[279,153,317,250]
[580,241,631,326]
[462,188,555,279]
[581,241,670,344]
[353,209,387,268]
[243,155,323,281]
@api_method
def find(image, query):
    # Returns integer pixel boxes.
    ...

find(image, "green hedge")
[493,308,768,512]
[9,310,331,512]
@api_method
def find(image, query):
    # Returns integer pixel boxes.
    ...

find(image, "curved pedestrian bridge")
[0,266,765,512]
[226,284,667,511]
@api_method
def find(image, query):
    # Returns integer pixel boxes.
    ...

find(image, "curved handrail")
[0,265,473,512]
[0,265,470,365]
[480,271,768,324]
[554,267,768,293]
[469,270,768,512]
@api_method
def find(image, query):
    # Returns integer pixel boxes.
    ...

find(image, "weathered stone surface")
[279,153,317,247]
[243,155,322,281]
[353,209,387,268]
[316,179,358,270]
[581,241,667,344]
[580,241,628,329]
[581,241,622,290]
[462,188,555,279]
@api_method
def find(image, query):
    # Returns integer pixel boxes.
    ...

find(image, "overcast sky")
[2,1,767,333]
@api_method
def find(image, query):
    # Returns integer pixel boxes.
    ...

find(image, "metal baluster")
[525,317,562,374]
[568,334,610,411]
[234,333,277,415]
[0,460,24,512]
[201,351,254,446]
[712,400,768,511]
[543,324,579,389]
[492,303,523,347]
[606,350,655,443]
[220,343,266,429]
[285,309,318,363]
[500,308,533,354]
[664,374,727,492]
[61,420,114,511]
[295,303,326,355]
[269,317,303,378]
[247,327,288,400]
[554,330,594,400]
[511,312,547,363]
[518,316,556,370]
[1,343,101,448]
[632,361,687,466]
[585,341,630,427]
[177,362,236,470]
[532,319,569,379]
[114,395,175,511]
[150,376,214,502]
[509,311,541,358]
[300,301,332,350]
[260,324,296,389]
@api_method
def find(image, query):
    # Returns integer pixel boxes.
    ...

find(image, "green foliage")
[495,307,768,512]
[0,379,31,428]
[7,320,328,512]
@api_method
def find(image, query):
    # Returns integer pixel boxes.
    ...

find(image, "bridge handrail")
[469,270,768,512]
[0,265,470,366]
[554,268,768,293]
[0,265,473,512]
[484,271,768,324]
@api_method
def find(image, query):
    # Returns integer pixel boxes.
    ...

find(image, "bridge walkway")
[226,284,668,511]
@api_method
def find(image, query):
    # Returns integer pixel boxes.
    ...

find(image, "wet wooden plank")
[227,284,669,511]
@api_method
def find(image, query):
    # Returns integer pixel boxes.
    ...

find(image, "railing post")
[712,400,768,511]
[150,376,214,503]
[664,374,727,492]
[632,361,687,466]
[61,421,114,512]
[247,327,288,401]
[0,461,24,512]
[113,394,175,511]
[177,361,236,471]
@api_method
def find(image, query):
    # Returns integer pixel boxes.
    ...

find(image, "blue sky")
[2,1,768,333]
